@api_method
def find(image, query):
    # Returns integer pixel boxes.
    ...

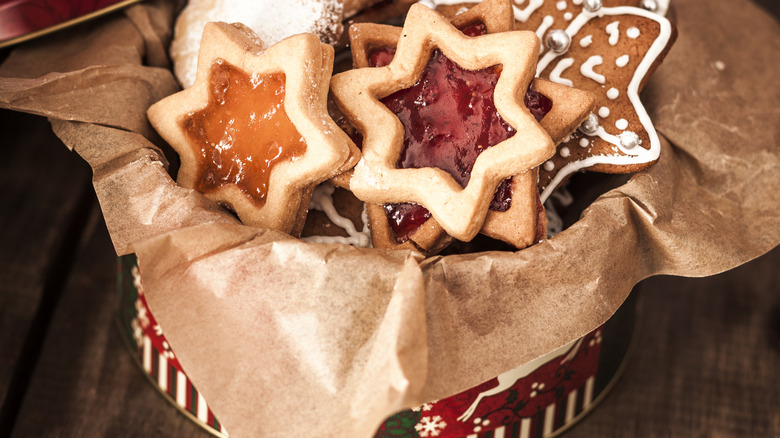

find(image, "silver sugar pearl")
[640,0,658,12]
[578,113,600,135]
[619,132,641,149]
[545,30,571,54]
[583,0,602,13]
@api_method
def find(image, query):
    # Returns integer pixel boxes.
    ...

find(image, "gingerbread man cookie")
[148,22,358,235]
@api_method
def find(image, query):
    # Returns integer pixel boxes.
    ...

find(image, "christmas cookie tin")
[116,255,636,437]
[0,0,143,48]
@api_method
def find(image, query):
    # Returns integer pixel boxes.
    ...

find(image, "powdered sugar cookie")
[170,0,345,88]
[148,22,358,235]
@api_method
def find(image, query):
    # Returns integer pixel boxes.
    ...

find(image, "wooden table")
[1,3,778,436]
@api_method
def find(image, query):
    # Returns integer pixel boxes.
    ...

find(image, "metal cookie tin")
[0,0,142,48]
[116,255,636,437]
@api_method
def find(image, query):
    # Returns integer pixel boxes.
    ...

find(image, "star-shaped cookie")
[427,0,675,201]
[510,0,675,201]
[330,3,555,243]
[148,22,358,235]
[336,0,594,253]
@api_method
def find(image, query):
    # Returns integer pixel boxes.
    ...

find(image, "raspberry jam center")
[184,60,306,206]
[369,23,551,243]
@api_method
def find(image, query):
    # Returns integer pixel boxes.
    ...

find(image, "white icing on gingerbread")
[417,0,543,22]
[627,26,640,38]
[605,21,620,46]
[538,6,674,202]
[579,35,593,47]
[549,57,575,87]
[536,15,555,41]
[653,0,670,16]
[579,138,589,147]
[598,106,610,118]
[580,55,605,83]
[616,54,629,67]
[544,160,555,171]
[564,12,573,20]
[559,146,570,157]
[303,182,371,247]
[615,118,628,129]
[556,1,567,10]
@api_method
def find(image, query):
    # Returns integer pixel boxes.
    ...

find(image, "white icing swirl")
[580,55,605,84]
[605,21,620,46]
[536,15,555,41]
[549,57,575,87]
[302,183,372,247]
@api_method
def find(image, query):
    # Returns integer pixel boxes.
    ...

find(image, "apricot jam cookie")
[148,22,358,235]
[340,0,594,253]
[330,4,555,243]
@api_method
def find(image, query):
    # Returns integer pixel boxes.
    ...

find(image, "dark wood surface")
[0,3,778,437]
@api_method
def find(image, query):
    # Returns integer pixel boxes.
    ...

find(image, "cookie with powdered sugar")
[171,0,346,88]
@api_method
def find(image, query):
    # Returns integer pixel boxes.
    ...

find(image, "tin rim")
[0,0,144,49]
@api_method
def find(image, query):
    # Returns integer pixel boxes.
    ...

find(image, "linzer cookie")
[341,0,594,253]
[147,22,358,235]
[331,3,555,243]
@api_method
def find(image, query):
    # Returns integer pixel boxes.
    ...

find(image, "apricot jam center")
[183,60,306,206]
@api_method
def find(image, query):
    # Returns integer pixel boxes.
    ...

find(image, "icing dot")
[598,106,610,118]
[579,138,589,147]
[564,12,573,20]
[572,0,583,4]
[619,131,640,149]
[615,118,629,129]
[544,160,555,171]
[606,21,620,46]
[560,146,570,157]
[564,134,572,142]
[627,26,640,39]
[714,60,726,71]
[579,35,593,47]
[616,54,629,67]
[556,1,567,10]
[606,87,619,99]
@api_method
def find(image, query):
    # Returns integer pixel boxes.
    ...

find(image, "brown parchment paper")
[1,0,779,436]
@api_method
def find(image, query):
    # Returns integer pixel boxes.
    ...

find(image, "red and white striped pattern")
[139,332,229,436]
